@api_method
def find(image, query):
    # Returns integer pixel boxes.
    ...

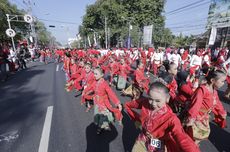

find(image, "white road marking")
[0,130,19,142]
[38,106,53,152]
[56,65,59,71]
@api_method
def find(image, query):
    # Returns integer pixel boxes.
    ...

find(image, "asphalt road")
[0,61,229,152]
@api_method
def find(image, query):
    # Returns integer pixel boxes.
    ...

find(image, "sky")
[9,0,211,45]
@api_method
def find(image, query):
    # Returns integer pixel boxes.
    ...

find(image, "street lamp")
[121,16,134,49]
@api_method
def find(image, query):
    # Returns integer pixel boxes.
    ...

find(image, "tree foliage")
[80,0,169,48]
[0,0,28,43]
[172,33,194,48]
[0,0,57,47]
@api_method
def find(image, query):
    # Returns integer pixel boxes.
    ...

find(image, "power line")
[167,1,211,16]
[165,0,208,15]
[37,18,79,25]
[166,18,207,26]
[11,0,27,10]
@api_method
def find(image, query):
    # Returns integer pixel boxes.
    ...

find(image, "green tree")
[80,0,169,48]
[0,0,28,43]
[172,33,194,48]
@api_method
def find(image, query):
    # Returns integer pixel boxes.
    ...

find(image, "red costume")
[186,85,227,141]
[90,78,122,121]
[181,50,190,70]
[108,61,119,83]
[167,78,178,100]
[176,81,193,104]
[118,63,131,80]
[81,71,96,104]
[125,98,200,152]
[134,67,149,93]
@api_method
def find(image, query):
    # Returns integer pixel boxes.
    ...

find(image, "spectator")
[0,45,8,82]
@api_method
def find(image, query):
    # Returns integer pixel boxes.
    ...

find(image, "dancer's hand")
[186,118,195,127]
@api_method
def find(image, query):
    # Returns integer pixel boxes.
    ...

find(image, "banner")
[125,37,132,49]
[143,25,153,45]
[93,32,97,47]
[87,35,91,47]
[209,27,217,45]
[207,0,230,28]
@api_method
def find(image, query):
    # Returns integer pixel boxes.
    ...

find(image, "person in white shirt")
[151,49,163,75]
[28,45,35,62]
[202,50,211,68]
[189,50,202,76]
[9,48,17,63]
[170,49,181,67]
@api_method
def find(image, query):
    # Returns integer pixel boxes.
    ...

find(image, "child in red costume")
[108,57,119,86]
[185,69,227,144]
[117,58,131,90]
[164,62,178,100]
[80,63,95,112]
[181,50,190,70]
[122,61,149,99]
[175,71,194,119]
[91,67,122,134]
[125,82,200,152]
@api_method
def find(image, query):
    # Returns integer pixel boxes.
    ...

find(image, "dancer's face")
[85,65,91,73]
[94,69,103,80]
[148,88,169,111]
[213,74,226,89]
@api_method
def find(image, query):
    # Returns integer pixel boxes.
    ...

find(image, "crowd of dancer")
[55,47,229,152]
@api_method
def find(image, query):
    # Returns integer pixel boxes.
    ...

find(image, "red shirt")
[134,68,149,92]
[118,63,131,79]
[188,85,226,121]
[176,82,194,103]
[125,98,200,152]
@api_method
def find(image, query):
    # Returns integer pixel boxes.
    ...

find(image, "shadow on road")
[218,90,230,105]
[209,123,230,152]
[86,123,118,152]
[122,111,139,152]
[0,69,46,134]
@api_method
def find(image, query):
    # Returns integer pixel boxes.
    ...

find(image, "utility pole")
[128,20,131,49]
[23,0,37,48]
[6,14,16,51]
[108,27,110,48]
[105,16,108,49]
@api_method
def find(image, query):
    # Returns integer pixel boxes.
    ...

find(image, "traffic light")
[49,25,55,28]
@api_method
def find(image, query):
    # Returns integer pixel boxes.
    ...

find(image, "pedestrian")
[185,69,227,145]
[92,66,122,134]
[18,45,27,70]
[125,82,200,152]
[28,44,35,62]
[0,46,8,82]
